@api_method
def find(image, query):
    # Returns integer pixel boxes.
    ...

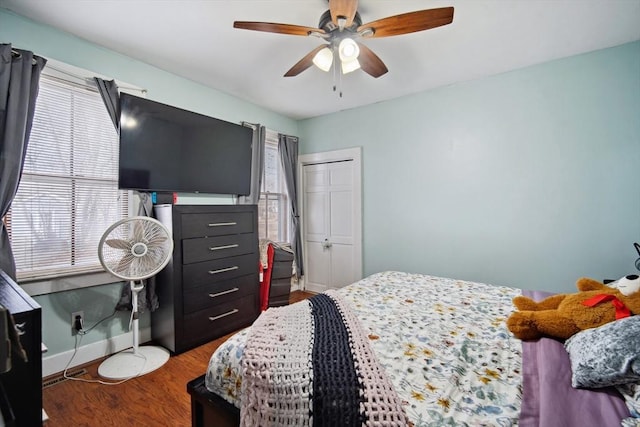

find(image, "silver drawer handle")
[208,222,237,227]
[209,244,239,251]
[209,309,239,321]
[209,287,239,298]
[15,322,26,336]
[208,266,239,275]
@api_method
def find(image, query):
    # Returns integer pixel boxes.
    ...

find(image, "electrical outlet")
[71,311,84,335]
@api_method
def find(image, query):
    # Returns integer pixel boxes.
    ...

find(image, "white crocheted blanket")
[240,290,408,426]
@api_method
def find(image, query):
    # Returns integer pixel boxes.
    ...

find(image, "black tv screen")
[118,93,253,195]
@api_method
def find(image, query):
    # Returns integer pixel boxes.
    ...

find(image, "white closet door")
[304,164,331,290]
[303,160,357,292]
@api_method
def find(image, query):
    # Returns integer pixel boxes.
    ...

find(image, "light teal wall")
[0,9,299,357]
[299,41,640,293]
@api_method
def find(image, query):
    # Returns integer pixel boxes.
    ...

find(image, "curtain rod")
[45,62,147,95]
[11,48,38,65]
[9,46,146,94]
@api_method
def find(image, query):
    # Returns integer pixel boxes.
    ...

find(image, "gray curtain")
[93,77,119,131]
[278,133,303,277]
[94,77,158,312]
[0,44,47,280]
[238,123,265,205]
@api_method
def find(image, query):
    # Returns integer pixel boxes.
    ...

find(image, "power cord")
[75,309,116,336]
[63,309,146,385]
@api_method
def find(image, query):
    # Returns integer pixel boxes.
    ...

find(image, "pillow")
[616,382,640,425]
[565,315,640,388]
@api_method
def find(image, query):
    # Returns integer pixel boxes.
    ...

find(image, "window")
[257,130,289,243]
[5,73,129,282]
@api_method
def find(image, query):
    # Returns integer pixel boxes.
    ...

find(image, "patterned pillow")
[564,315,640,388]
[616,382,640,425]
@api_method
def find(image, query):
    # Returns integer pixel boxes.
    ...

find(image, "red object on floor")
[259,244,275,311]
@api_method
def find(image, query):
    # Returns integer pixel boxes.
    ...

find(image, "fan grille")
[98,217,173,280]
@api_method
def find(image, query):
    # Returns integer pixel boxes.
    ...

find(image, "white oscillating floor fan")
[97,216,173,380]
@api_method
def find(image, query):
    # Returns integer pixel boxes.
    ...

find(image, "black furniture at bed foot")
[0,269,43,426]
[269,247,294,307]
[188,375,239,427]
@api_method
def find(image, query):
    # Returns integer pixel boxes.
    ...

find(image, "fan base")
[98,346,170,380]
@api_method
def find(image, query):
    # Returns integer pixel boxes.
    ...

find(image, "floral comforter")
[206,271,523,426]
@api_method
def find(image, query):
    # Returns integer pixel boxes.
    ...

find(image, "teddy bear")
[506,274,640,341]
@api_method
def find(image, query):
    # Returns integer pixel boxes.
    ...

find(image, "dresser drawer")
[268,294,289,308]
[269,278,291,298]
[183,253,258,289]
[181,212,254,238]
[183,274,257,313]
[271,260,293,280]
[273,248,294,262]
[182,233,256,264]
[183,294,258,346]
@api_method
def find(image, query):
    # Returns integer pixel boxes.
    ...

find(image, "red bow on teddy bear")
[581,293,630,320]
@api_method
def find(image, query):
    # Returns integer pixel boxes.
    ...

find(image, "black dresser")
[152,204,260,354]
[268,247,294,307]
[0,269,42,426]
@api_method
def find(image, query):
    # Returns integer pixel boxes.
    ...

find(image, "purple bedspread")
[519,290,630,427]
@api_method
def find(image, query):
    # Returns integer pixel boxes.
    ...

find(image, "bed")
[188,271,640,427]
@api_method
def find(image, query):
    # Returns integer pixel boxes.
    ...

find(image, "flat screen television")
[118,93,253,195]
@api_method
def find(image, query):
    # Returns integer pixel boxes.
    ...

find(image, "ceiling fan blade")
[356,43,388,78]
[284,45,328,77]
[358,7,454,38]
[329,0,358,27]
[234,21,324,36]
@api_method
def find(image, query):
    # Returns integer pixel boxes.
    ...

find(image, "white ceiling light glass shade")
[312,47,333,72]
[338,38,360,62]
[338,38,361,74]
[341,58,361,74]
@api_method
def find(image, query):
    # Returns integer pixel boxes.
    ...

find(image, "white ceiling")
[2,0,639,120]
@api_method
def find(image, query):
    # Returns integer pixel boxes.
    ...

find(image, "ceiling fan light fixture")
[312,47,333,72]
[341,58,361,74]
[338,37,360,62]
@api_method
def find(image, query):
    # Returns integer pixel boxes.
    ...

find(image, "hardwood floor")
[42,291,314,426]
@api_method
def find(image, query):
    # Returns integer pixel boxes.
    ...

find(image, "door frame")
[298,147,362,291]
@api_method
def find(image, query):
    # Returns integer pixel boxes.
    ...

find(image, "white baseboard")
[42,327,151,378]
[305,283,329,294]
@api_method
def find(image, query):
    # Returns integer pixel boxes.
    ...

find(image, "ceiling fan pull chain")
[339,64,343,98]
[332,46,338,93]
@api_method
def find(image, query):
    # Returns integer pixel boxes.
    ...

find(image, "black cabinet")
[152,204,260,354]
[268,247,294,307]
[0,269,42,426]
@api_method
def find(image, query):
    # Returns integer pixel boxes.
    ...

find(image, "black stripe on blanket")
[309,294,364,427]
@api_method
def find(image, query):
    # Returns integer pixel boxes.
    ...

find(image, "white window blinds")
[257,130,289,243]
[7,75,129,281]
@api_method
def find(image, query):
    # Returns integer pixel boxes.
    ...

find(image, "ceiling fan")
[234,0,454,79]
